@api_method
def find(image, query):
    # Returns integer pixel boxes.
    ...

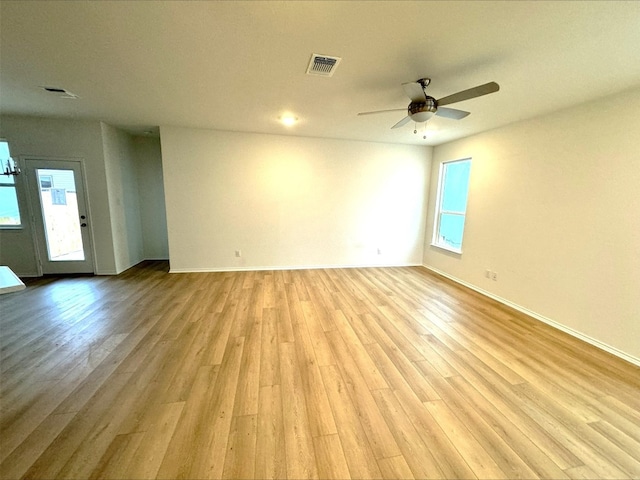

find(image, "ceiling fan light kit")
[358,78,500,131]
[409,97,437,122]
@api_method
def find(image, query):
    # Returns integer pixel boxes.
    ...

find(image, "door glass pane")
[36,168,85,261]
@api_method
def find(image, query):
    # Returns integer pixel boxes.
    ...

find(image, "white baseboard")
[423,265,640,368]
[168,262,422,274]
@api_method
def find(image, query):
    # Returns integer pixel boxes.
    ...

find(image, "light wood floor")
[1,261,639,479]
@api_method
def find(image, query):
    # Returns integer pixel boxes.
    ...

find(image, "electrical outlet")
[491,271,498,281]
[235,250,241,257]
[377,248,382,255]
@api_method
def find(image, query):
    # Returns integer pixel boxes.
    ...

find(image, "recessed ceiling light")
[279,115,298,127]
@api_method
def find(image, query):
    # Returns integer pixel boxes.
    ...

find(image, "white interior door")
[25,159,94,274]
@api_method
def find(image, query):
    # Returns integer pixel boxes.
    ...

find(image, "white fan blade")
[402,82,427,102]
[436,107,470,120]
[391,116,412,129]
[437,82,500,106]
[358,108,406,116]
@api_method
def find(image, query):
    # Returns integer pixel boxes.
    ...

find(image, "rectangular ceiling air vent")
[306,54,341,77]
[41,86,79,99]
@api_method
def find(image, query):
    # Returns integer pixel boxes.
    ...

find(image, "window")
[432,158,471,253]
[0,140,21,227]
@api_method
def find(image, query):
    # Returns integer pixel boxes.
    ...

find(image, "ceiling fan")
[358,78,500,129]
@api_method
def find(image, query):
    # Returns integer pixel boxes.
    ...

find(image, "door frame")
[23,156,96,275]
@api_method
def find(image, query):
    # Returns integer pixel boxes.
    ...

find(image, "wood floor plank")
[123,401,185,479]
[371,388,444,479]
[389,378,477,479]
[332,309,389,391]
[262,272,276,309]
[329,286,378,345]
[447,375,572,480]
[595,396,640,442]
[357,309,425,363]
[365,341,439,404]
[425,399,508,479]
[88,432,146,480]
[18,371,135,479]
[279,341,319,479]
[290,321,338,437]
[286,283,337,437]
[589,421,640,475]
[223,414,258,479]
[275,287,295,344]
[302,269,339,331]
[299,300,336,366]
[232,289,263,417]
[160,315,213,403]
[201,273,245,366]
[319,364,384,479]
[313,433,351,480]
[324,329,402,460]
[188,336,246,479]
[0,412,75,479]
[512,383,640,478]
[156,365,220,479]
[433,343,584,472]
[2,365,108,463]
[1,260,638,479]
[52,351,182,479]
[255,384,287,480]
[564,465,603,479]
[259,307,281,387]
[429,376,540,479]
[377,455,415,480]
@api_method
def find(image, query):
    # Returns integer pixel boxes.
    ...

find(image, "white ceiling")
[1,1,640,146]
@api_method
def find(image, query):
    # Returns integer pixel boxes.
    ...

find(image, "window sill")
[0,225,24,231]
[430,243,462,255]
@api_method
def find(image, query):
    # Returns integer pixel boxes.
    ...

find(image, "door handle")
[81,223,87,227]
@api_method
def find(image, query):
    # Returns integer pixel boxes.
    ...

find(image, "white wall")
[424,86,640,363]
[101,123,145,273]
[0,116,117,275]
[133,135,169,260]
[161,127,431,271]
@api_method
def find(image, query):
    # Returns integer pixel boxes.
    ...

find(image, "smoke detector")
[306,54,341,77]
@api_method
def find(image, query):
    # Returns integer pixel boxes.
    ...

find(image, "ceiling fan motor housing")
[409,97,437,122]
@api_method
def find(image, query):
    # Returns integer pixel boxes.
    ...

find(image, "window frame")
[431,158,472,254]
[0,139,23,229]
